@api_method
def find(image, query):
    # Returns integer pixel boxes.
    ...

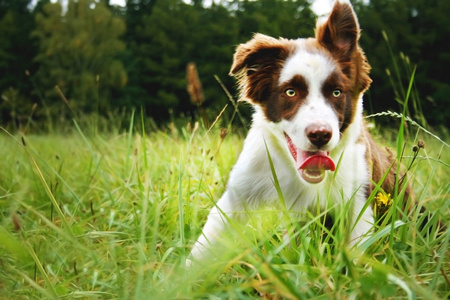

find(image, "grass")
[0,109,449,299]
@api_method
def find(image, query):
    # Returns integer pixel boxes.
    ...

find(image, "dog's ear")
[316,1,371,93]
[229,34,295,104]
[316,1,359,59]
[229,34,293,76]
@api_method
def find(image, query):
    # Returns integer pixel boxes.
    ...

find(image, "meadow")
[0,110,449,299]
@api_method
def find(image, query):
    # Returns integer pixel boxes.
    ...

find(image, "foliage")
[354,0,450,127]
[0,114,448,298]
[233,0,315,40]
[31,0,127,118]
[0,0,449,129]
[0,0,36,126]
[120,0,314,122]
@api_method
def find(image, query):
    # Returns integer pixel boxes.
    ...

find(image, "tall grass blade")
[134,108,150,300]
[125,108,136,174]
[390,67,416,248]
[0,128,75,239]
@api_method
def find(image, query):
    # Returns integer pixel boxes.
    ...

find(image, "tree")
[233,0,315,41]
[3,0,446,129]
[0,0,36,126]
[120,0,237,121]
[120,0,315,122]
[32,0,127,117]
[354,0,450,127]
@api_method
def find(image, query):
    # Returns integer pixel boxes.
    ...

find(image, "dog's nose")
[306,123,332,148]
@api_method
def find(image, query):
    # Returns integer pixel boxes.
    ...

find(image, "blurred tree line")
[0,0,448,131]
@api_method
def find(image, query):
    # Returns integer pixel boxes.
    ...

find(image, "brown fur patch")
[266,75,309,122]
[363,127,396,194]
[229,34,297,122]
[321,71,354,132]
[361,125,410,203]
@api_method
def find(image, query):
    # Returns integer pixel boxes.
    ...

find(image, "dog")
[188,0,403,264]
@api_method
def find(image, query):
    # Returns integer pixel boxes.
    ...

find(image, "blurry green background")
[1,0,449,131]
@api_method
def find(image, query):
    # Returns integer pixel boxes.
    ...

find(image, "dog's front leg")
[349,197,375,248]
[188,191,246,265]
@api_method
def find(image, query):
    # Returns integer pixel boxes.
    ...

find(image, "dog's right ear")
[229,34,295,104]
[229,34,294,76]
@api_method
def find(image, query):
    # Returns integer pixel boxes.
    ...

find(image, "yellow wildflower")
[376,192,392,206]
[374,191,393,217]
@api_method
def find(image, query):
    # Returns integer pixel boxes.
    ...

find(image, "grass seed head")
[186,62,204,107]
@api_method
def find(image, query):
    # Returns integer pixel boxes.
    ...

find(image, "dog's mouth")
[285,133,336,184]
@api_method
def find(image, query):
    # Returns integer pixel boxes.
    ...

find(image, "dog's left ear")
[229,33,293,76]
[316,1,359,59]
[316,0,371,93]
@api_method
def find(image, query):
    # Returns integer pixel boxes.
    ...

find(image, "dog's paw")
[185,258,193,268]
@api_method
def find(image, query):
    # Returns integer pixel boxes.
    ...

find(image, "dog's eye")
[285,89,296,97]
[332,89,342,98]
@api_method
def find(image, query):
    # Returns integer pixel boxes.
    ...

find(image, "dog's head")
[230,0,371,184]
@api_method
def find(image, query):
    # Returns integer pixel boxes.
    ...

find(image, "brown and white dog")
[188,0,402,264]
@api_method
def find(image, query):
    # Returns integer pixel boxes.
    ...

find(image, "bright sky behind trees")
[33,0,335,16]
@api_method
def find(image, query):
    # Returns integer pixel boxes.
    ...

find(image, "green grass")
[0,112,449,299]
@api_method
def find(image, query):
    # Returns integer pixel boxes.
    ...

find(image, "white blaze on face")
[277,42,346,184]
[279,44,341,152]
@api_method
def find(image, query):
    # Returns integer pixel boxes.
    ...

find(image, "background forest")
[0,0,449,131]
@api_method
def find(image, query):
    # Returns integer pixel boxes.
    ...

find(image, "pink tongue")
[297,152,336,184]
[298,154,336,171]
[285,133,336,184]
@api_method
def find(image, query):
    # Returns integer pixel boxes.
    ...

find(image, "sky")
[33,0,336,18]
[107,0,336,16]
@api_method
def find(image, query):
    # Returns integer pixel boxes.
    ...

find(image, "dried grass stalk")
[186,62,204,107]
[186,62,209,127]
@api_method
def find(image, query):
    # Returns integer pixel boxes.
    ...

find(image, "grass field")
[0,112,449,299]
